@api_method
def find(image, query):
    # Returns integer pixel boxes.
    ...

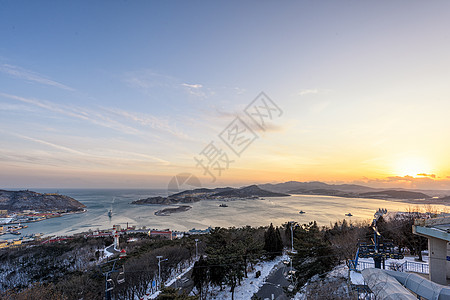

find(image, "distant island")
[131,185,289,205]
[0,190,86,212]
[154,205,192,216]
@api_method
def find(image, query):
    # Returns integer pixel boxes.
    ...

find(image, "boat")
[299,210,305,214]
[108,210,112,218]
[10,231,21,235]
[219,203,228,207]
[345,213,353,217]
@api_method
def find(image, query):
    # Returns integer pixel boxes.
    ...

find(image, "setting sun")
[395,157,432,177]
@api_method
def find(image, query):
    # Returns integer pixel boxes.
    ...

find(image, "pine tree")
[192,256,208,299]
[264,223,283,259]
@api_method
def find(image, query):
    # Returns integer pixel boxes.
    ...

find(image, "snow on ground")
[207,254,289,300]
[104,246,114,258]
[293,263,350,300]
[97,244,115,263]
[327,264,348,278]
[349,270,364,285]
[293,254,430,299]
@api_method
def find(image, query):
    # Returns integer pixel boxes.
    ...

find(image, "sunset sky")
[1,1,450,189]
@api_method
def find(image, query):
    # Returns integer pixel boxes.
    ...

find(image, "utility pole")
[195,239,199,259]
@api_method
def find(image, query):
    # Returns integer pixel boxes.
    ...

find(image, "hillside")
[0,190,86,212]
[213,185,288,198]
[132,185,288,205]
[359,190,431,199]
[259,181,376,194]
[288,188,356,198]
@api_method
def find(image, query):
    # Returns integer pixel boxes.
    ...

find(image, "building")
[148,230,173,240]
[188,227,212,235]
[412,215,450,285]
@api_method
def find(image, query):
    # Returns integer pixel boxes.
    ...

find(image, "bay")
[1,188,448,240]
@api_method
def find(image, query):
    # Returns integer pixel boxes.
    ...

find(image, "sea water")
[1,188,448,240]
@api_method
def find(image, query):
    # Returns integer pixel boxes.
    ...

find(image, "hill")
[359,190,431,199]
[132,185,288,205]
[0,190,86,212]
[213,185,288,198]
[259,181,376,194]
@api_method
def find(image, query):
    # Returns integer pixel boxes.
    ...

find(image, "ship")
[219,203,228,207]
[108,210,112,218]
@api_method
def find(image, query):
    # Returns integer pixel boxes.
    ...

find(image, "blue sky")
[2,1,450,189]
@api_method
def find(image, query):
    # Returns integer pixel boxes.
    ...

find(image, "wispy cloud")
[124,70,178,89]
[0,92,192,143]
[182,82,209,97]
[100,107,191,140]
[0,92,142,136]
[0,130,171,168]
[358,175,450,190]
[417,173,436,178]
[182,83,202,89]
[0,64,75,91]
[124,69,212,98]
[298,89,319,96]
[12,133,86,156]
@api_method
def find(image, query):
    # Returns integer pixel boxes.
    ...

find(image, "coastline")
[290,193,450,207]
[2,209,87,226]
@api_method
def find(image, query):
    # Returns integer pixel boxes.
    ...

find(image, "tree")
[384,212,427,261]
[156,286,198,299]
[206,227,258,300]
[326,220,368,263]
[263,223,283,259]
[292,222,338,287]
[192,256,208,299]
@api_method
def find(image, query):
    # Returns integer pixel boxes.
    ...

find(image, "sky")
[1,1,450,189]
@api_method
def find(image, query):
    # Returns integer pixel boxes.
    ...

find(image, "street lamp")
[195,238,199,259]
[175,275,181,289]
[156,256,168,288]
[288,221,294,253]
[288,221,295,284]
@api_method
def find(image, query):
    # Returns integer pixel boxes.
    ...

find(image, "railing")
[355,261,374,271]
[403,261,428,274]
[355,260,429,274]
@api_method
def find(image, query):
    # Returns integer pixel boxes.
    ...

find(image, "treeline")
[0,212,429,299]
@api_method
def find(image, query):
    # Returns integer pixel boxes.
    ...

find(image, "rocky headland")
[0,190,86,212]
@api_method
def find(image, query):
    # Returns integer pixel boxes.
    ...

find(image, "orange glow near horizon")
[394,157,433,177]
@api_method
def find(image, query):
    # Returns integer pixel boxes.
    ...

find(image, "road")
[255,261,291,300]
[168,267,195,294]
